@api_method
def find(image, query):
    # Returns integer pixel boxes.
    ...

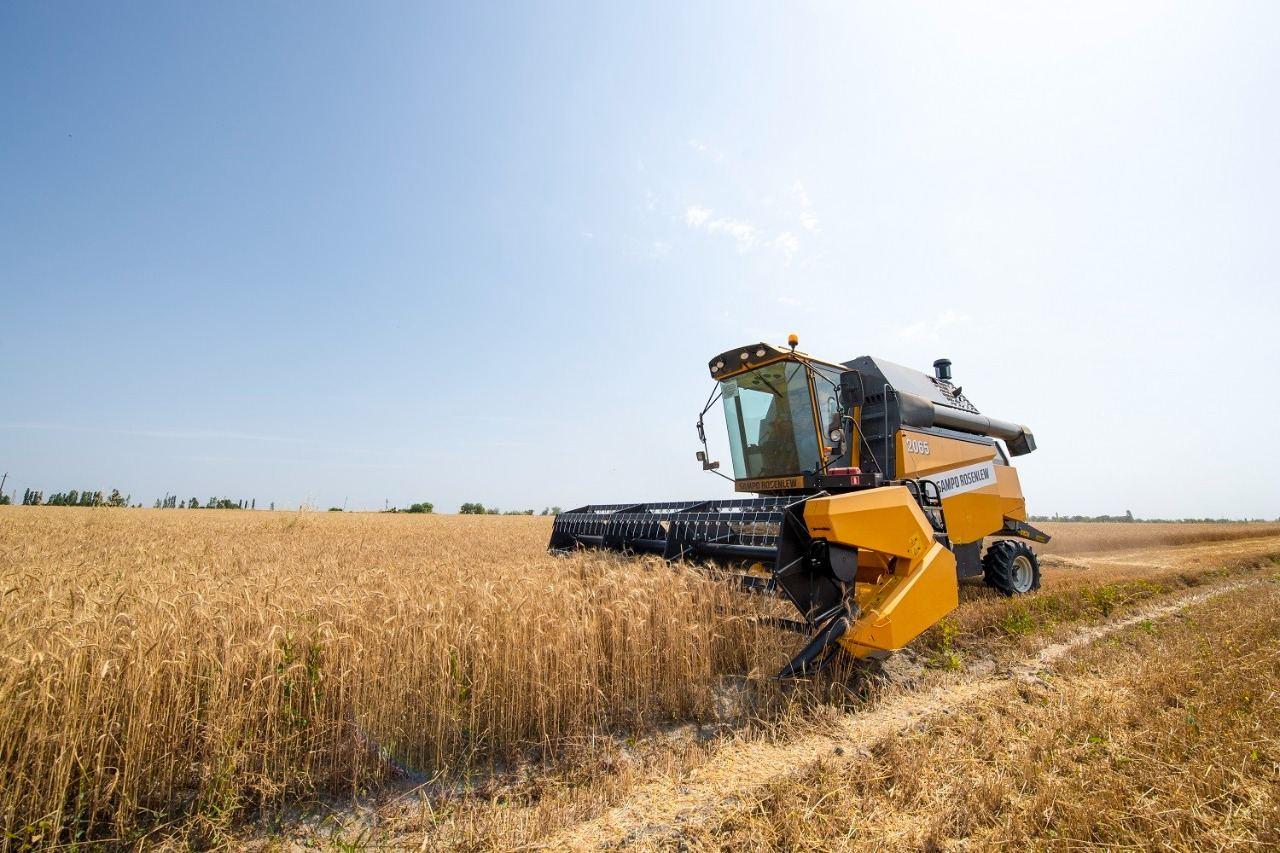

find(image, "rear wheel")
[983,539,1040,596]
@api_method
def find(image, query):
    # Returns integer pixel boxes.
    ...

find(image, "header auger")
[550,336,1049,678]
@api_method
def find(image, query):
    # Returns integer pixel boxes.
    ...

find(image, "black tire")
[983,539,1041,596]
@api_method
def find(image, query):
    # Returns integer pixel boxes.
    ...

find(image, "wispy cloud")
[687,138,725,162]
[897,310,970,342]
[704,217,757,251]
[792,181,820,231]
[683,205,758,251]
[792,181,812,208]
[684,205,711,227]
[678,174,821,263]
[771,231,799,263]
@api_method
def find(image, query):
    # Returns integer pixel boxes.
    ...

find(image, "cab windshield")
[720,361,820,478]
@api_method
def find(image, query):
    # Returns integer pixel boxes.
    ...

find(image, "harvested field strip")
[549,572,1278,850]
[674,580,1280,851]
[1033,521,1280,555]
[927,539,1280,664]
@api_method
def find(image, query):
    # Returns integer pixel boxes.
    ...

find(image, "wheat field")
[1,507,1277,846]
[0,508,781,845]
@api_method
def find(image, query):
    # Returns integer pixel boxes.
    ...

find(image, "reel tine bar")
[549,497,791,566]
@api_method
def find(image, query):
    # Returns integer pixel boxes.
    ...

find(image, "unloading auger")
[550,335,1049,677]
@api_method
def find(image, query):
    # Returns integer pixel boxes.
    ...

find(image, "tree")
[108,489,126,508]
[0,494,9,506]
[189,497,199,509]
[459,502,486,515]
[406,501,433,514]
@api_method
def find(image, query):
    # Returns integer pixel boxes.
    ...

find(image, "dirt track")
[549,535,1280,850]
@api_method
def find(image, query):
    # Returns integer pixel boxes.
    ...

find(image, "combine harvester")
[550,336,1049,677]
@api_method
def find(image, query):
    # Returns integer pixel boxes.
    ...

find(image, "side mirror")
[695,386,730,480]
[838,370,865,408]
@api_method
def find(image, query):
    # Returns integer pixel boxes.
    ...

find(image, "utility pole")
[0,473,7,501]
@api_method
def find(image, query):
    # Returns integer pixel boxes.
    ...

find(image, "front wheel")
[983,539,1041,596]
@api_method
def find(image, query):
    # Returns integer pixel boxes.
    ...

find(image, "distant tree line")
[458,503,561,515]
[153,496,258,510]
[22,488,132,507]
[380,501,433,513]
[8,488,266,510]
[5,489,567,516]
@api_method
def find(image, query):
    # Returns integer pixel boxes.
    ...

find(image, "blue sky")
[2,2,1278,517]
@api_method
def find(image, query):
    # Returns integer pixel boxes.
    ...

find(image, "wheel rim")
[1010,554,1034,593]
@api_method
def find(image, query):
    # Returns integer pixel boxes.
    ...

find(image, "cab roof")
[708,342,844,380]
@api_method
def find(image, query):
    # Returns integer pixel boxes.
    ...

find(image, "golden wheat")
[0,508,780,845]
[1,508,1276,845]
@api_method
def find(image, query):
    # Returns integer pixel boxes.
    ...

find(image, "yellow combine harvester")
[550,335,1049,677]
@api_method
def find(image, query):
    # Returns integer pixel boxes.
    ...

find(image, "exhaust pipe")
[897,390,1037,456]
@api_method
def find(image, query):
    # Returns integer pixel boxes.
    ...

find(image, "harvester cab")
[551,336,1049,678]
